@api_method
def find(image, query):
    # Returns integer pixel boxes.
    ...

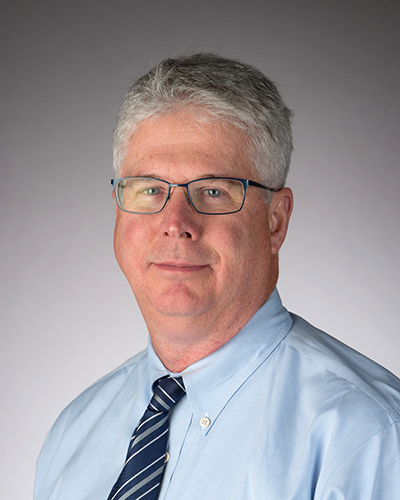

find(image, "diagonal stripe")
[151,393,170,411]
[129,415,168,450]
[135,483,159,500]
[136,412,160,434]
[107,376,185,500]
[115,465,165,500]
[159,385,176,403]
[109,455,165,500]
[173,378,185,391]
[128,428,168,462]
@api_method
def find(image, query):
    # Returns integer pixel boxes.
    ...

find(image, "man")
[35,54,400,499]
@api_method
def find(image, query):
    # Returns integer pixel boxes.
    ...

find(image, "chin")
[144,286,214,319]
[152,298,211,318]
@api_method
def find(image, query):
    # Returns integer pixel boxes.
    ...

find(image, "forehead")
[121,111,257,181]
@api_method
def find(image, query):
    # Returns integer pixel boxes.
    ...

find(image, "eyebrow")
[132,173,224,182]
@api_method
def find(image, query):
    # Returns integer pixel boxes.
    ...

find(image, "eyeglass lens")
[116,178,246,214]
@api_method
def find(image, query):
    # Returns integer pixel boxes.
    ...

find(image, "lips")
[147,246,217,273]
[153,261,208,271]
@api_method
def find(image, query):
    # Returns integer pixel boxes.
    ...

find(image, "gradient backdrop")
[1,0,399,496]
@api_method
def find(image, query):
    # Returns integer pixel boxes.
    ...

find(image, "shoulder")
[281,313,400,421]
[274,315,400,496]
[34,349,149,498]
[39,349,148,453]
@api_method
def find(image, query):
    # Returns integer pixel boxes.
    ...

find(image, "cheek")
[113,214,146,273]
[238,220,271,281]
[214,218,269,274]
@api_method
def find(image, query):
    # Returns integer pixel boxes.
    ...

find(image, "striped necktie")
[107,376,186,500]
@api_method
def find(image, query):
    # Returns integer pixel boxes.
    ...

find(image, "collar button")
[200,417,211,428]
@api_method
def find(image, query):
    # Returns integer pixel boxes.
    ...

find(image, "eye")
[145,187,160,196]
[195,184,230,204]
[136,183,167,198]
[204,188,222,198]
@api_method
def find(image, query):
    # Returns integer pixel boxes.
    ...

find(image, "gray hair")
[113,53,293,189]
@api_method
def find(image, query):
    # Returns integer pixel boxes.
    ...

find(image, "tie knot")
[149,376,186,413]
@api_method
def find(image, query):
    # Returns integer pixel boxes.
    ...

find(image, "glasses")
[111,177,277,215]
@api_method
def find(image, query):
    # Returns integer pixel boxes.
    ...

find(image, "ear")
[268,187,293,255]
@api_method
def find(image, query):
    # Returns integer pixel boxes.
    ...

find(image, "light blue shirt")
[35,289,400,499]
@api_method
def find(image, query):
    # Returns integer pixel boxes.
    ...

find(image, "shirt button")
[200,417,211,428]
[165,452,170,463]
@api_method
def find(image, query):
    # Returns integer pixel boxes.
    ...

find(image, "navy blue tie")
[107,376,186,500]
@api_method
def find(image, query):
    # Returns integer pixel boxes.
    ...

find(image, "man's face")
[114,111,291,342]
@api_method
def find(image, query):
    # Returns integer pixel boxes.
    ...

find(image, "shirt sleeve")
[34,406,71,499]
[320,420,400,499]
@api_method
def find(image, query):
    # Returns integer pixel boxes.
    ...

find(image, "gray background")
[1,0,399,496]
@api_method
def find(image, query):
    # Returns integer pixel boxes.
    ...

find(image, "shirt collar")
[147,288,292,434]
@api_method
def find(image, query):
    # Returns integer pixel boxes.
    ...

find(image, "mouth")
[152,261,208,273]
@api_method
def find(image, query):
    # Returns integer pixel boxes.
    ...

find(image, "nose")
[159,187,200,240]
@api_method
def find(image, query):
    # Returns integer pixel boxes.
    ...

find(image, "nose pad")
[166,186,193,209]
[161,186,200,239]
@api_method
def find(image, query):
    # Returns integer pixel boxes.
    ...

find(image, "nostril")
[164,230,192,238]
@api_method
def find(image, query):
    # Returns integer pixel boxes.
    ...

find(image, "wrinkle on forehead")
[121,111,255,180]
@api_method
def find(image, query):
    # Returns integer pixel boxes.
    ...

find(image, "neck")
[142,283,277,372]
[148,317,246,373]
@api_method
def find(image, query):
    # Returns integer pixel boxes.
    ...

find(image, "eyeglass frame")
[111,176,279,215]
